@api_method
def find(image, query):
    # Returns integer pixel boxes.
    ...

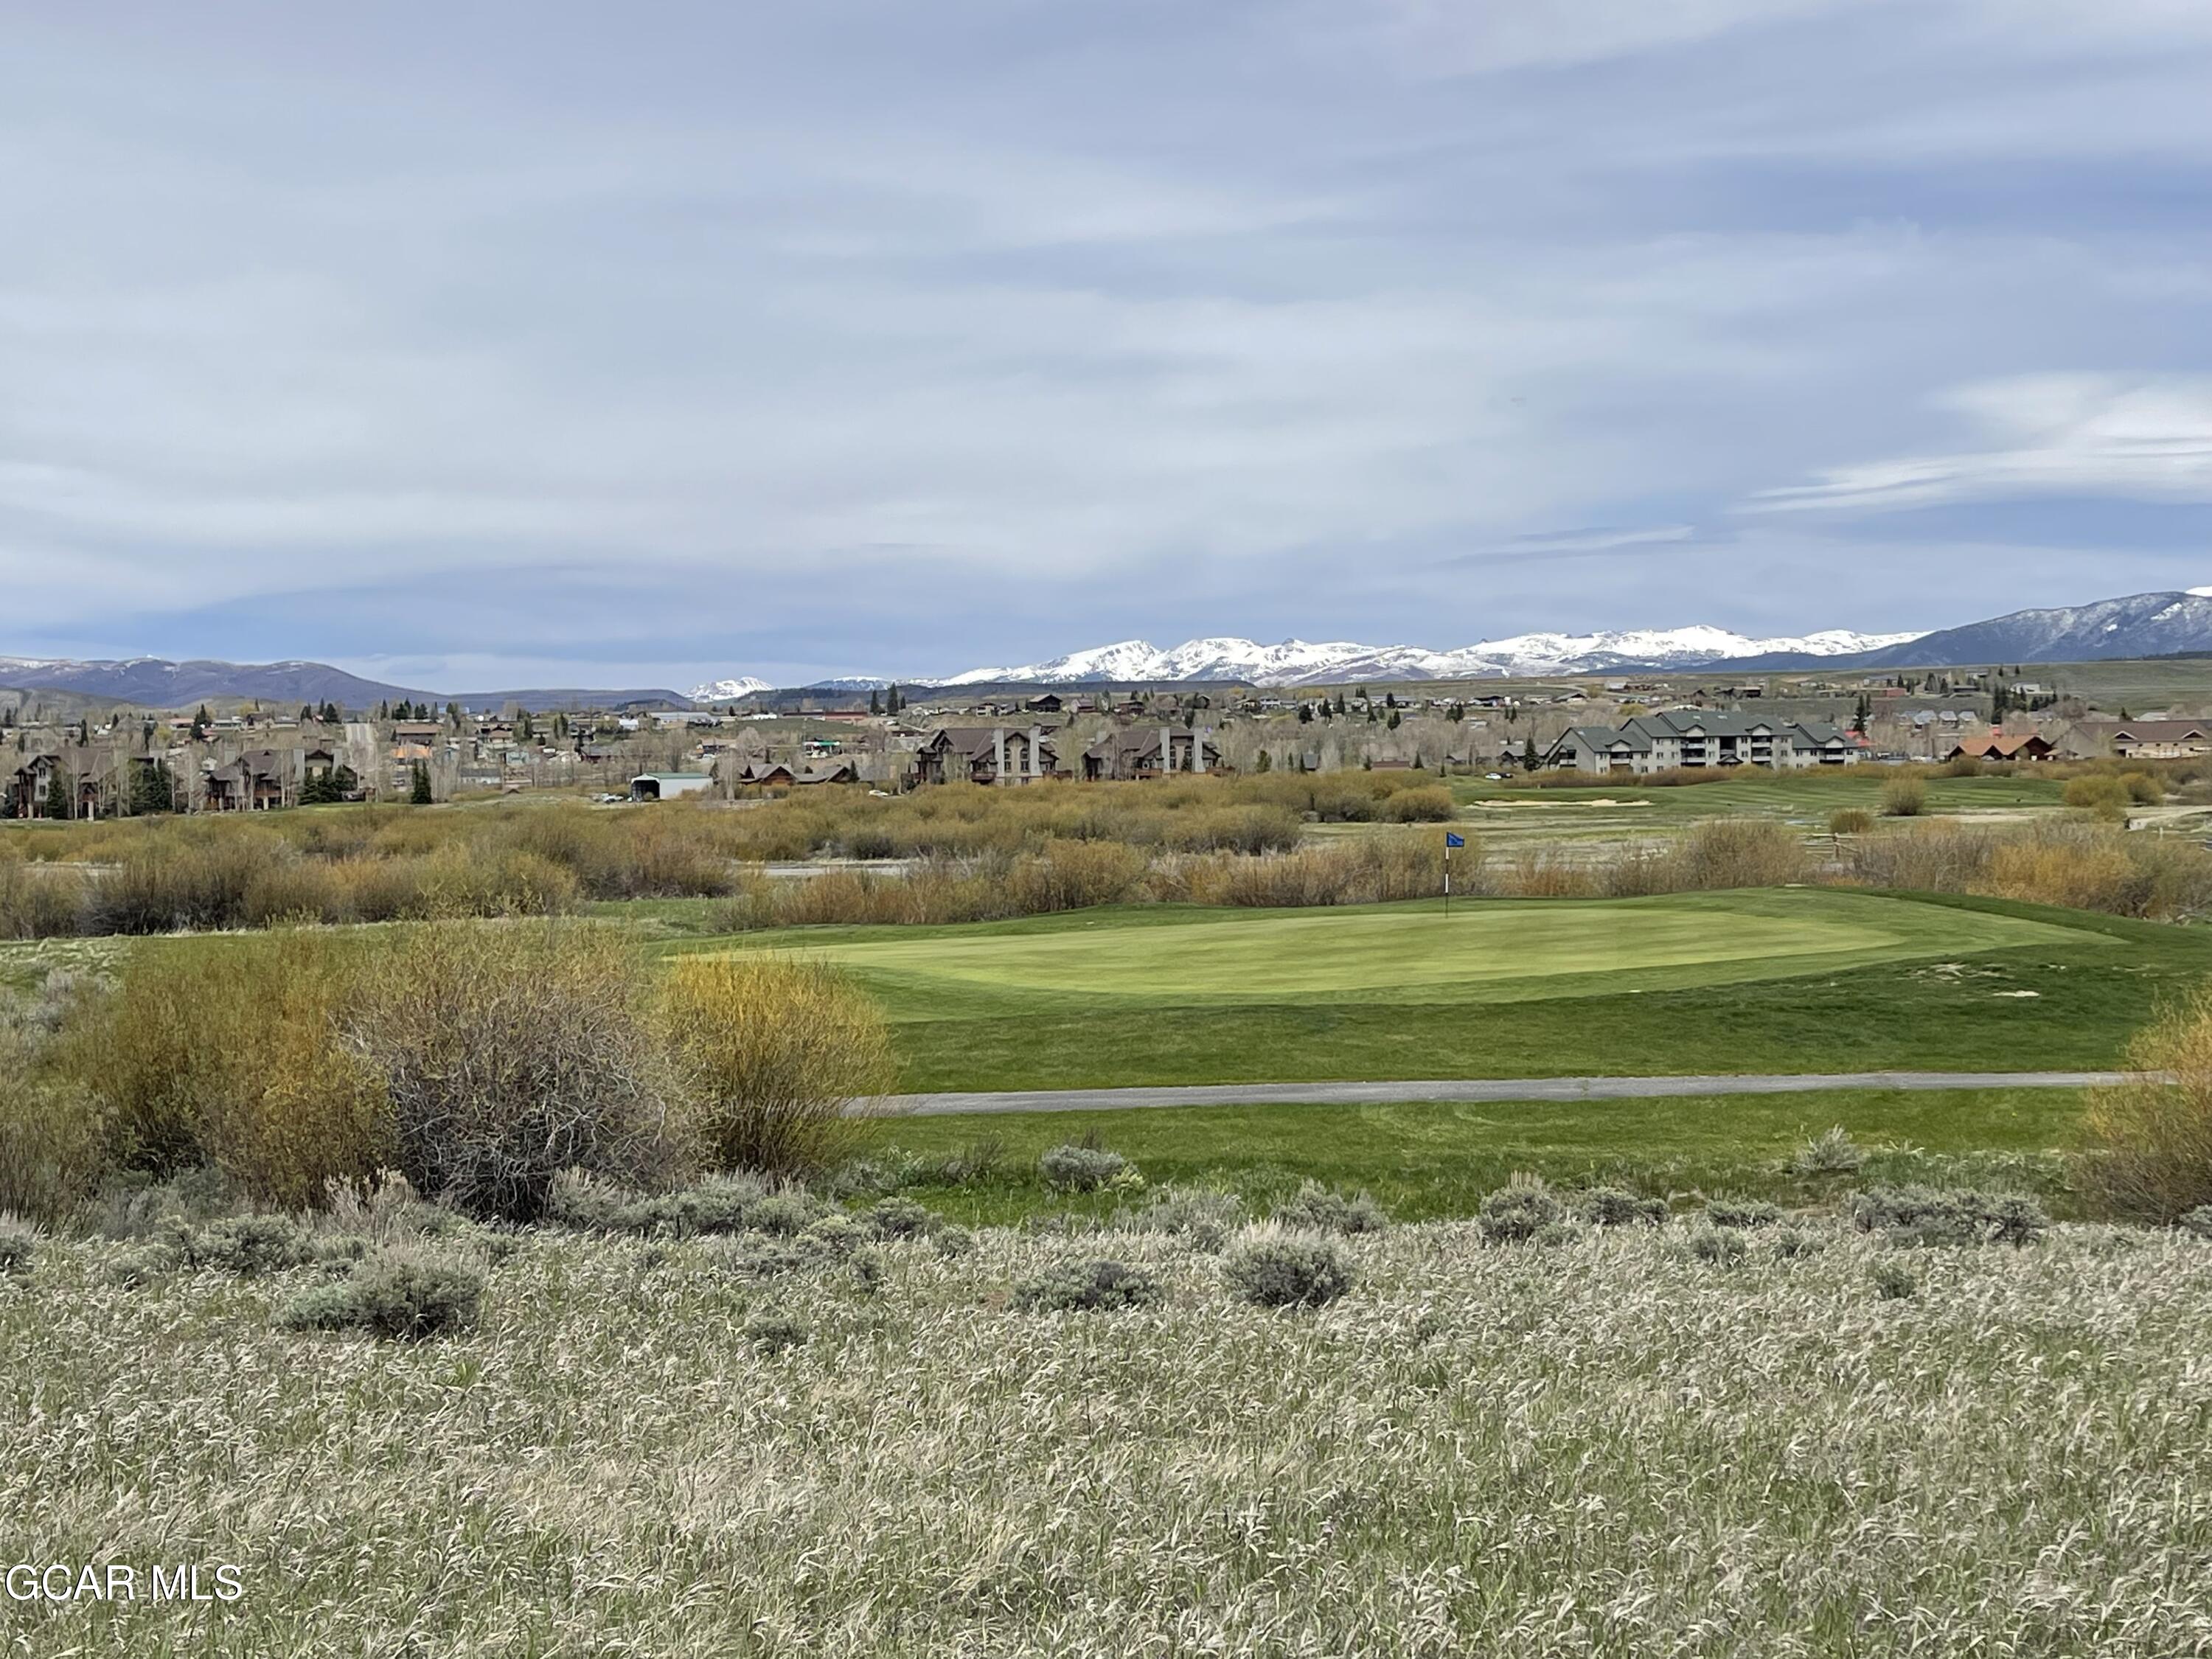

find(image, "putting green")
[717,890,2087,1007]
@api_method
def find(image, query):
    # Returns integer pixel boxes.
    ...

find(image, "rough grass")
[855,1087,2084,1224]
[4,1219,2210,1655]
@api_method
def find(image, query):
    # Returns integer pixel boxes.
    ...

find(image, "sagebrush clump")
[1012,1257,1164,1312]
[1789,1126,1867,1177]
[1273,1180,1389,1234]
[1038,1142,1136,1193]
[1848,1185,2048,1246]
[277,1247,483,1340]
[1117,1186,1246,1251]
[1476,1175,1566,1243]
[1576,1187,1666,1228]
[1221,1233,1354,1308]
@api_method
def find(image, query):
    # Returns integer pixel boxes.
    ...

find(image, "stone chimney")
[1028,726,1043,780]
[992,727,1006,784]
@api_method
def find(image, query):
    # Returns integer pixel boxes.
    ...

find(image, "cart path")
[871,1071,2143,1116]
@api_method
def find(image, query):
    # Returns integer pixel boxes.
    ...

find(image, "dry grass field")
[5,1212,2211,1657]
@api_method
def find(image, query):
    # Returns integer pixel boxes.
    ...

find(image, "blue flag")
[1444,832,1464,847]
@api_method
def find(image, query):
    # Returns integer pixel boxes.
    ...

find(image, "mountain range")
[9,590,2212,710]
[0,656,689,712]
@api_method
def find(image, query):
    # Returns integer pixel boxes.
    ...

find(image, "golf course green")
[686,888,2205,1092]
[720,888,2080,1005]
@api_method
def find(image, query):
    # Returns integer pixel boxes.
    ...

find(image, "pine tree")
[1387,709,1402,729]
[1298,703,1312,724]
[869,689,882,715]
[1522,737,1539,770]
[410,762,433,804]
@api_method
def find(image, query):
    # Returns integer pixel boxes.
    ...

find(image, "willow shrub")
[56,931,389,1208]
[2078,988,2212,1220]
[657,955,894,1178]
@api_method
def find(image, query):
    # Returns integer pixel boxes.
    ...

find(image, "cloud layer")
[2,1,2209,686]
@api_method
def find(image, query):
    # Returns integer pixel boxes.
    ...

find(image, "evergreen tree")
[1334,692,1346,716]
[1522,737,1539,770]
[129,759,176,815]
[1256,749,1272,773]
[410,762,434,804]
[44,774,70,818]
[869,689,882,715]
[1387,709,1402,730]
[1298,703,1312,724]
[189,705,212,742]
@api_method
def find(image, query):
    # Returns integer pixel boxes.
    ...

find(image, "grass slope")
[10,1222,2212,1655]
[685,890,2202,1091]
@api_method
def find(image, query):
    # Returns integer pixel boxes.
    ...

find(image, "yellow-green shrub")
[658,955,894,1176]
[57,931,388,1206]
[2077,987,2212,1220]
[1879,774,1928,818]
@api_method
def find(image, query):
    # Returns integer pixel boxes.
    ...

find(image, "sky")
[3,1,2211,692]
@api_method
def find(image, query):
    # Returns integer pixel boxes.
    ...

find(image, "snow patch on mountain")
[915,625,1926,688]
[686,676,774,701]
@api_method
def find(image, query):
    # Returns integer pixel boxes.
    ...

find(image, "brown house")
[202,749,297,811]
[1080,726,1222,781]
[4,752,58,818]
[1947,731,2055,762]
[911,726,1058,786]
[2110,720,2212,760]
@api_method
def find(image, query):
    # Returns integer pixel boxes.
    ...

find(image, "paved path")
[871,1071,2141,1117]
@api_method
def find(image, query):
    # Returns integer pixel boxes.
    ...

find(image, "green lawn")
[858,1086,2084,1222]
[675,888,2205,1091]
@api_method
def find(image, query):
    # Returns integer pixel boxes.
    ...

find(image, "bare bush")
[344,922,685,1222]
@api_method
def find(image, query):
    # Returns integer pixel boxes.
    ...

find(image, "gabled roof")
[2110,719,2211,741]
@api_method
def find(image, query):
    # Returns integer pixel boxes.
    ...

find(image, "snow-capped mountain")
[917,625,1924,689]
[1733,591,2212,672]
[686,675,774,702]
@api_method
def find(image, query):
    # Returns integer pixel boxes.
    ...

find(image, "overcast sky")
[4,1,2211,689]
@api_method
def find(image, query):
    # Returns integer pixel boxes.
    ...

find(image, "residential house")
[1542,709,1859,773]
[911,726,1059,785]
[1946,731,2055,762]
[2108,719,2212,760]
[1080,726,1223,781]
[4,752,58,818]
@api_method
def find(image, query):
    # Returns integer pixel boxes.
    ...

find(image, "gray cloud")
[2,0,2209,684]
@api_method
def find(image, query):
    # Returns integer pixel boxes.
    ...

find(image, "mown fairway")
[9,1220,2212,1656]
[689,889,2203,1091]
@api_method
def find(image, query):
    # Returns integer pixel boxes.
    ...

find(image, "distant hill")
[0,655,691,713]
[0,655,431,709]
